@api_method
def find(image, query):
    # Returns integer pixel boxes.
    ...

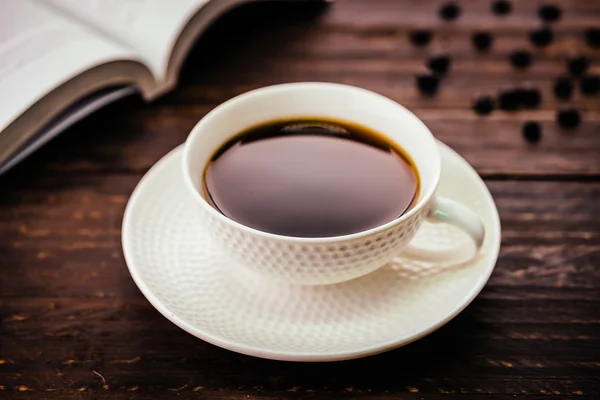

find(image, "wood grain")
[1,177,599,397]
[4,0,600,177]
[1,0,599,399]
[11,101,599,177]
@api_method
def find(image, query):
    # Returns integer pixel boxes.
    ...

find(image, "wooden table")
[1,1,599,398]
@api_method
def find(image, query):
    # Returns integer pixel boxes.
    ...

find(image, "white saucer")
[122,141,501,362]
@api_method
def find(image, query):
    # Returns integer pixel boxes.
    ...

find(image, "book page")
[0,0,147,135]
[43,0,211,81]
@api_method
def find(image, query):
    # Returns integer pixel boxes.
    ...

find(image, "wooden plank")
[3,92,599,177]
[1,0,598,178]
[2,178,599,291]
[1,178,598,397]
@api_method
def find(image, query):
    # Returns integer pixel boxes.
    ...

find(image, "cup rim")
[182,82,441,243]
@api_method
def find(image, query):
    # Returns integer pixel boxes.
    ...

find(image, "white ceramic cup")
[182,82,485,285]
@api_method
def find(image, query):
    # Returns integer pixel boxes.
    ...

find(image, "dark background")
[1,0,599,398]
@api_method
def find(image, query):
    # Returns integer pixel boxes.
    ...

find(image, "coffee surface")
[203,119,419,238]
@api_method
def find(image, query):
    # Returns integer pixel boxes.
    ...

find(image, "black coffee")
[203,118,419,238]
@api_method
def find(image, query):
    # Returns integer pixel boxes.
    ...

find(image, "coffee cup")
[182,82,485,285]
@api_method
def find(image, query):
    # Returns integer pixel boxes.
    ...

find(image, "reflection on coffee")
[203,118,419,238]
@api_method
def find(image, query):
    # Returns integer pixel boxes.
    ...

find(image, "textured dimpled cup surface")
[182,83,485,285]
[200,200,429,285]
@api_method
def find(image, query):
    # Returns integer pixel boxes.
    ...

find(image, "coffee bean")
[553,76,574,100]
[556,107,581,129]
[510,50,532,69]
[472,96,495,116]
[518,86,542,108]
[416,73,440,95]
[498,88,520,111]
[492,0,512,16]
[427,54,451,75]
[522,122,542,142]
[409,30,432,47]
[439,2,461,21]
[585,27,600,48]
[580,74,600,95]
[567,55,590,76]
[530,26,554,47]
[538,4,562,22]
[472,32,493,51]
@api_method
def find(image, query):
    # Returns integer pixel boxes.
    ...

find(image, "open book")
[0,0,323,174]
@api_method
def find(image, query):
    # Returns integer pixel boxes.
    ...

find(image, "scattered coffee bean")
[553,76,574,100]
[472,32,493,51]
[518,86,542,108]
[498,88,520,111]
[522,122,542,142]
[567,55,590,76]
[427,54,452,75]
[556,107,581,129]
[538,4,562,22]
[580,74,600,95]
[585,27,600,48]
[416,73,440,95]
[530,26,554,47]
[409,30,432,47]
[492,0,512,16]
[439,2,461,21]
[472,96,495,115]
[510,50,532,69]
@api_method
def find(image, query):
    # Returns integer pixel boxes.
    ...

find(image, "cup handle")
[401,196,485,263]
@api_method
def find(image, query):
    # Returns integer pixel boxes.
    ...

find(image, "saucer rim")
[122,141,501,362]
